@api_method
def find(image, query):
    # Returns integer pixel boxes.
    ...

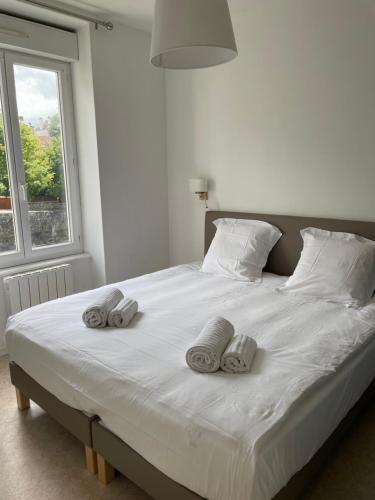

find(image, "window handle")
[19,184,27,202]
[0,27,29,39]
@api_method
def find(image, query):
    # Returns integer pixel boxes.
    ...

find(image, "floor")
[1,356,375,500]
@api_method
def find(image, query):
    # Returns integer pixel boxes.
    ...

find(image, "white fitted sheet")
[6,263,375,500]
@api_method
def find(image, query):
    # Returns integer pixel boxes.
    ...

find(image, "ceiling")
[46,0,253,32]
[5,1,375,33]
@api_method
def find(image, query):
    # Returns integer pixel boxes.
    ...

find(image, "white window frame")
[0,50,81,269]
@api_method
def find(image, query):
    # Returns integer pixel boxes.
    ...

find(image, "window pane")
[0,91,18,254]
[13,64,71,248]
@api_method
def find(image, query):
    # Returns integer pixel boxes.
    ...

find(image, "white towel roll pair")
[186,317,257,374]
[82,288,138,328]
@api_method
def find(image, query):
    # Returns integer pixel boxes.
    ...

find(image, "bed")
[6,210,375,500]
[8,362,99,474]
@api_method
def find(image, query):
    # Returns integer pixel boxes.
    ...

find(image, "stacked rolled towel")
[108,298,138,328]
[186,317,234,373]
[82,288,124,328]
[220,334,257,374]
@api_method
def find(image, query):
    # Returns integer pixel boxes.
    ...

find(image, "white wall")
[166,0,375,264]
[73,22,169,285]
[90,23,169,283]
[72,24,107,287]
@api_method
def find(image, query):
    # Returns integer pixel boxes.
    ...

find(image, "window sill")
[0,252,91,278]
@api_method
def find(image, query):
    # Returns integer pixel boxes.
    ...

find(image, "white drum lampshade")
[150,0,238,69]
[189,178,208,194]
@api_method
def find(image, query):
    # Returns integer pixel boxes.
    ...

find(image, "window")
[0,51,81,268]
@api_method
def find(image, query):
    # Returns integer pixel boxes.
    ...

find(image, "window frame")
[0,53,25,268]
[0,50,81,269]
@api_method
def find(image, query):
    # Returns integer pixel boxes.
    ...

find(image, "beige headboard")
[205,211,375,276]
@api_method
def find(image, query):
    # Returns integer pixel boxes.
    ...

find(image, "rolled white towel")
[186,317,234,373]
[108,298,138,328]
[82,288,124,328]
[220,335,257,374]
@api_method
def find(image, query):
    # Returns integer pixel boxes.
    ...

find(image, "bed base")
[92,419,202,498]
[9,362,98,474]
[92,377,375,500]
[15,386,30,410]
[8,367,375,498]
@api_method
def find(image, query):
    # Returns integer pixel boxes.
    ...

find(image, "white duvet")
[6,263,375,500]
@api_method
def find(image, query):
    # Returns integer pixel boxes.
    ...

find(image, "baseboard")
[0,346,8,357]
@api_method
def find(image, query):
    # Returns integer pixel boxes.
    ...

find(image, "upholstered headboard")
[205,211,375,276]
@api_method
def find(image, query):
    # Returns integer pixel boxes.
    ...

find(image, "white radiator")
[4,264,74,315]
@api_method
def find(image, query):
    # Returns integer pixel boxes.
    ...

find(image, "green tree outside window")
[0,114,64,201]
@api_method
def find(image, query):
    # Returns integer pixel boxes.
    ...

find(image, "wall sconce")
[189,178,208,208]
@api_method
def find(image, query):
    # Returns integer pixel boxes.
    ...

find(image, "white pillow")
[278,227,375,307]
[201,218,281,281]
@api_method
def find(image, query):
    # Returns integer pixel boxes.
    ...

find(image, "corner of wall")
[71,24,106,286]
[88,22,170,282]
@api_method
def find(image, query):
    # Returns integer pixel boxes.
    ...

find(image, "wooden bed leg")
[15,387,30,411]
[97,454,115,485]
[85,446,98,475]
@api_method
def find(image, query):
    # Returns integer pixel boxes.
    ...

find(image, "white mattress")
[6,263,375,500]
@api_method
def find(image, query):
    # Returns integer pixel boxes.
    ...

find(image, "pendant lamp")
[150,0,238,69]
